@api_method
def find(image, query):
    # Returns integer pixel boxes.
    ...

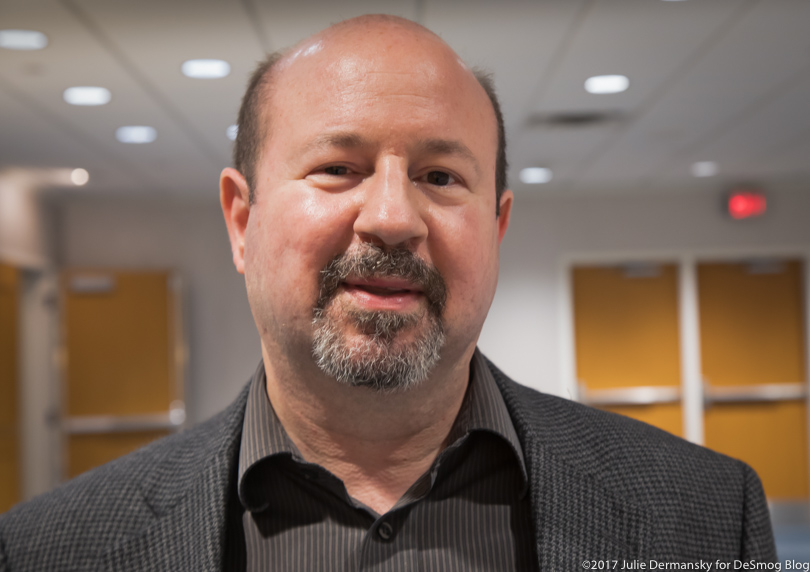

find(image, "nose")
[353,158,428,249]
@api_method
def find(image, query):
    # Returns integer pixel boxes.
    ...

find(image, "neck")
[261,345,475,515]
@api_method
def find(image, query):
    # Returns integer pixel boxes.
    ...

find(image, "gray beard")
[310,244,447,392]
[311,303,445,393]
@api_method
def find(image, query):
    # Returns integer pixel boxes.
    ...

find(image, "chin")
[311,308,446,393]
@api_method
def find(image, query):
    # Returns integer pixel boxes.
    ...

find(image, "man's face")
[228,25,512,389]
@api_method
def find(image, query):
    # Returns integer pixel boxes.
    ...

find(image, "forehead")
[278,22,468,88]
[263,25,497,157]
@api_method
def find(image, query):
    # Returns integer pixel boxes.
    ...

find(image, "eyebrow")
[414,138,480,178]
[303,132,481,177]
[304,132,370,153]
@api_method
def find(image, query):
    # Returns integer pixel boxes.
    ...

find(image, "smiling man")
[216,15,529,567]
[0,14,776,572]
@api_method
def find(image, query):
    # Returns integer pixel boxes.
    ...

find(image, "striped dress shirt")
[236,350,537,571]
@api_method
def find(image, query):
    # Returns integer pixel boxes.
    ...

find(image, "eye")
[424,171,455,186]
[324,165,349,176]
[305,163,363,191]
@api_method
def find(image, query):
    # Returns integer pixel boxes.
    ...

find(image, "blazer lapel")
[523,434,654,569]
[489,360,654,569]
[101,460,230,572]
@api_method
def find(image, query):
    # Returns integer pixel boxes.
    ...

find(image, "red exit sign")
[727,189,766,220]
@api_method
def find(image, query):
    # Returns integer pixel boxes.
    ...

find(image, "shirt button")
[377,521,394,541]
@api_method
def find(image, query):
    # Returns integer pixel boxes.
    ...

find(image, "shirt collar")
[237,361,298,511]
[451,349,528,494]
[238,348,528,511]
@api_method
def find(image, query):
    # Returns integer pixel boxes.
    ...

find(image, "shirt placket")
[358,510,420,572]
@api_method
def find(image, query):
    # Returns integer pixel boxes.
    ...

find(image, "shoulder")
[0,382,249,570]
[486,358,774,558]
[486,357,749,490]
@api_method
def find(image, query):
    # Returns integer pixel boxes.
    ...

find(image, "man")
[0,15,776,571]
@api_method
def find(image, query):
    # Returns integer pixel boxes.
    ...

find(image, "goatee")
[311,244,447,392]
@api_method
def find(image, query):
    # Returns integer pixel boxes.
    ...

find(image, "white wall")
[479,187,810,396]
[57,187,810,422]
[59,195,260,424]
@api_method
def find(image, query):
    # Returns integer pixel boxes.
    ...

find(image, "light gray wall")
[57,187,810,422]
[479,187,810,396]
[18,269,61,500]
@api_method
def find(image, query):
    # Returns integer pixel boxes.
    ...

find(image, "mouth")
[340,277,424,311]
[344,277,422,296]
[314,245,447,319]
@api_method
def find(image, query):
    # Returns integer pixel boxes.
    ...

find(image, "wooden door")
[0,263,19,513]
[699,260,808,500]
[61,270,185,478]
[573,263,683,436]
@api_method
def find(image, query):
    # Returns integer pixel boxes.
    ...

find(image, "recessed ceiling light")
[70,168,89,186]
[63,86,111,106]
[520,167,553,184]
[226,124,238,141]
[584,75,629,94]
[0,29,48,50]
[116,126,157,144]
[181,59,230,79]
[691,161,718,178]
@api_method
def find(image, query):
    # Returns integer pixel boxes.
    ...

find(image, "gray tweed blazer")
[0,359,776,570]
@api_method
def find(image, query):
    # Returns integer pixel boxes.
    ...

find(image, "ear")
[220,167,251,275]
[496,189,513,244]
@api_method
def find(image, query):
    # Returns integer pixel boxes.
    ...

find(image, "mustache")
[315,244,447,317]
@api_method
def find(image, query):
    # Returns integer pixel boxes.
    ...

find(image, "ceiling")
[1,0,809,198]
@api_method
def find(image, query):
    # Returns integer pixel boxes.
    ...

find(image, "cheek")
[245,189,358,304]
[430,205,500,322]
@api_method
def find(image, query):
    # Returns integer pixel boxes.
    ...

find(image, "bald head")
[283,14,447,69]
[233,15,507,213]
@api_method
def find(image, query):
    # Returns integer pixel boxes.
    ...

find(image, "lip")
[343,277,423,293]
[340,277,424,311]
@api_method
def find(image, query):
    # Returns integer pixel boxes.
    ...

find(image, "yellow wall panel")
[705,401,808,500]
[0,433,18,513]
[573,265,681,389]
[62,269,181,480]
[699,260,808,500]
[0,264,17,425]
[63,271,173,416]
[0,263,19,513]
[698,261,805,386]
